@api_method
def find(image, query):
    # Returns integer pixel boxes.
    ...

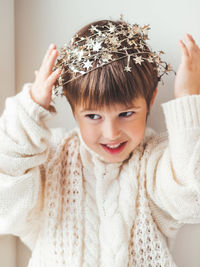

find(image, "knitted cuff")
[17,83,57,122]
[161,95,200,132]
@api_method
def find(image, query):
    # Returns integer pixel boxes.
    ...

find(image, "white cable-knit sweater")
[1,84,200,267]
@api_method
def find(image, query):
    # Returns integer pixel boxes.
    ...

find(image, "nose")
[102,119,121,141]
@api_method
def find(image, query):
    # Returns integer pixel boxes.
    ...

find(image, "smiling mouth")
[101,141,127,154]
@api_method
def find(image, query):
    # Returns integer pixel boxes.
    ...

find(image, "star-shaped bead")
[108,23,116,33]
[109,36,119,46]
[93,41,102,52]
[77,50,84,60]
[124,66,132,72]
[147,56,153,63]
[89,25,98,33]
[139,43,144,49]
[83,60,92,70]
[102,53,113,63]
[134,56,144,65]
[86,38,95,49]
[73,48,84,60]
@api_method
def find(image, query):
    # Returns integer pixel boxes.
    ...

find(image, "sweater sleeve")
[0,83,57,242]
[146,95,200,225]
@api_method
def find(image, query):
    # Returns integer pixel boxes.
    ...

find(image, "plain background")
[1,0,200,266]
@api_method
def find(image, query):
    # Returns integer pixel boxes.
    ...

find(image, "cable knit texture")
[1,84,200,267]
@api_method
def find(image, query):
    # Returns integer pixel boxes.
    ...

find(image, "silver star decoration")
[94,54,100,60]
[73,48,84,61]
[86,38,95,49]
[83,60,92,70]
[108,23,116,33]
[77,50,84,60]
[134,56,144,65]
[134,25,143,35]
[93,42,102,52]
[89,25,98,33]
[155,56,161,64]
[139,43,144,49]
[109,36,119,46]
[73,68,80,73]
[143,29,149,35]
[124,66,132,72]
[147,56,153,63]
[80,70,86,74]
[102,53,113,63]
[69,65,80,73]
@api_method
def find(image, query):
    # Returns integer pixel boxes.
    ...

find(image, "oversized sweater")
[1,83,200,267]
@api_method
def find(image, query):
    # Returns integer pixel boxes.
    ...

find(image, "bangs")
[64,57,157,112]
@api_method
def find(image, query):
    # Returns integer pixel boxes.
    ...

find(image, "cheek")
[128,115,147,140]
[79,123,100,146]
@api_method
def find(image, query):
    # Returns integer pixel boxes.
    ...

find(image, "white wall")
[0,0,16,267]
[1,0,200,266]
[0,0,15,107]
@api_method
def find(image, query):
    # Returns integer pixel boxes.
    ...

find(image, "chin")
[102,153,131,163]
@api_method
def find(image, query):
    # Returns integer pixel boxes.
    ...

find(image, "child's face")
[75,97,148,163]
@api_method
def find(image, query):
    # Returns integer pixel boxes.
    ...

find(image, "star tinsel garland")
[52,16,173,96]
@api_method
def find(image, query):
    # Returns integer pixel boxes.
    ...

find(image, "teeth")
[106,143,122,148]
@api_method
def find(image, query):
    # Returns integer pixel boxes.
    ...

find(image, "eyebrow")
[121,105,141,110]
[80,105,142,113]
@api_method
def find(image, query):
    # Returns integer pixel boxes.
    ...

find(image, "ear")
[149,87,158,109]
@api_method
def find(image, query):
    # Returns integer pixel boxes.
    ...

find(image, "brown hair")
[62,20,158,113]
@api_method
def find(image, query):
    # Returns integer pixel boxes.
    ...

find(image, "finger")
[40,49,59,79]
[187,34,200,52]
[184,34,198,55]
[45,68,61,88]
[41,44,56,66]
[179,40,189,59]
[46,49,59,74]
[187,34,197,46]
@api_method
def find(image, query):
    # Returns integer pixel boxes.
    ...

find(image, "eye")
[85,114,101,120]
[119,111,135,117]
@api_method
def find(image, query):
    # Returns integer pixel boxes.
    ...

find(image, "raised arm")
[0,44,61,247]
[146,34,200,227]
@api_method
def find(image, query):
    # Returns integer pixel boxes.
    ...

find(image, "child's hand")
[174,34,200,98]
[30,44,61,110]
